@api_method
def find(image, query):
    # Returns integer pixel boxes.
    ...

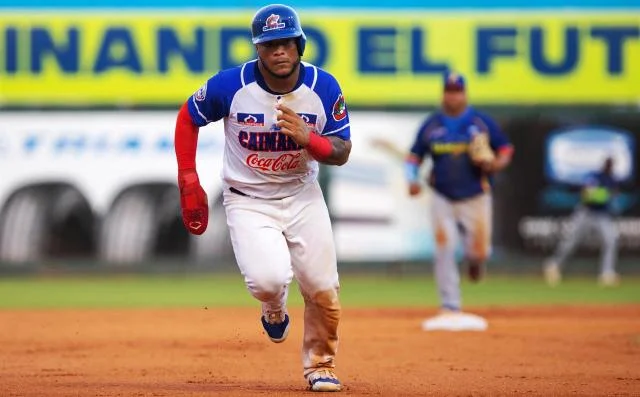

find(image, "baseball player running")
[405,72,513,331]
[173,4,351,392]
[543,157,620,287]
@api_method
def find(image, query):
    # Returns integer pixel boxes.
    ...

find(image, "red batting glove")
[178,169,209,235]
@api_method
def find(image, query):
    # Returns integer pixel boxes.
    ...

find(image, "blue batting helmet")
[251,4,306,56]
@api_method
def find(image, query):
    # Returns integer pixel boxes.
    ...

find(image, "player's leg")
[595,214,620,286]
[419,193,489,332]
[282,182,341,391]
[431,192,462,311]
[457,193,492,282]
[422,192,489,332]
[223,191,293,342]
[544,207,589,284]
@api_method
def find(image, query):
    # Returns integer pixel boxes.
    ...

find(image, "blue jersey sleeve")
[313,68,350,140]
[187,67,242,127]
[409,116,435,160]
[475,112,511,151]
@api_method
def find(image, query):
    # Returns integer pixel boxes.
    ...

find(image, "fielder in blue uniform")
[405,72,513,326]
[543,157,620,286]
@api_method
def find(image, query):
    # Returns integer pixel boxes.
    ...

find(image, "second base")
[421,312,488,332]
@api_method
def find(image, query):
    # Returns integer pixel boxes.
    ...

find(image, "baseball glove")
[178,169,209,235]
[468,131,495,164]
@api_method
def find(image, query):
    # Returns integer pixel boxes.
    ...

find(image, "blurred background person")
[405,72,513,331]
[543,157,620,287]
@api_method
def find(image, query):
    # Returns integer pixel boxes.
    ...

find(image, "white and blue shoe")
[307,369,342,392]
[261,309,290,343]
[598,272,620,287]
[543,260,561,286]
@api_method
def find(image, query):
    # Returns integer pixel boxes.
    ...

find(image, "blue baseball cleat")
[307,369,342,392]
[261,310,290,343]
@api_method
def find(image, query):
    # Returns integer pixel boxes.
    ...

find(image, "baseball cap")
[443,71,466,92]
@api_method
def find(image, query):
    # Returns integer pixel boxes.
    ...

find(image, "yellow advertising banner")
[0,12,638,106]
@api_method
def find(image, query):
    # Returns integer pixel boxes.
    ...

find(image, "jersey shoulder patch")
[332,93,347,121]
[194,82,207,101]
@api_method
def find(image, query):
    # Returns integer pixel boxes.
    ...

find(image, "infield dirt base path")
[1,306,639,396]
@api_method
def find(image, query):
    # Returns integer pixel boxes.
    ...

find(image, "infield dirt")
[1,306,639,396]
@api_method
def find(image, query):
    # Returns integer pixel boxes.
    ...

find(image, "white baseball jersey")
[187,60,351,199]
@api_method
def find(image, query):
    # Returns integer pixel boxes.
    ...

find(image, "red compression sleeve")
[306,132,333,161]
[175,102,199,171]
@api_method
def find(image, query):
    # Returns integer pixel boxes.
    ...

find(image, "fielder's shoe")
[598,272,620,287]
[543,260,561,286]
[261,309,290,343]
[467,260,484,282]
[307,368,342,392]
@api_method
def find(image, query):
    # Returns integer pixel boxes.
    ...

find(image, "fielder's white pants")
[550,206,618,276]
[431,192,492,311]
[223,181,340,376]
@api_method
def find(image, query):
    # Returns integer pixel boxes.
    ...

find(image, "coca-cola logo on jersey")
[246,152,302,172]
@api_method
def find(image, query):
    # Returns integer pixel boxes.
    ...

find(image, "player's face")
[442,89,467,115]
[256,38,300,79]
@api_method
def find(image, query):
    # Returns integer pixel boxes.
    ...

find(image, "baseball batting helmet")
[251,4,306,56]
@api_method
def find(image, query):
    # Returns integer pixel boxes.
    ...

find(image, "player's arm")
[405,155,423,196]
[316,135,352,166]
[482,114,513,173]
[405,119,431,196]
[175,101,208,235]
[490,146,513,173]
[174,76,228,235]
[609,178,623,215]
[276,103,351,166]
[281,75,353,166]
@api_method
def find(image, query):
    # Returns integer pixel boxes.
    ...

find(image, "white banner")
[0,110,435,264]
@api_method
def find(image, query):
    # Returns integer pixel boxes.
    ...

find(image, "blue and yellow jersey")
[409,107,512,201]
[581,171,618,212]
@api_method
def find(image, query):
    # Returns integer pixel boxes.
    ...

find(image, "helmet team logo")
[237,113,265,126]
[251,5,306,55]
[195,83,207,101]
[263,14,286,32]
[332,93,347,121]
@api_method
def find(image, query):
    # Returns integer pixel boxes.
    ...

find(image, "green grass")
[0,274,638,309]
